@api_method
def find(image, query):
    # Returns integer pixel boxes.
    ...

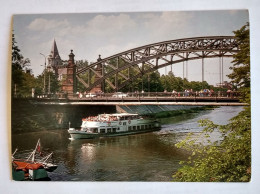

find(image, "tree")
[228,23,250,103]
[173,107,251,182]
[75,60,92,92]
[12,32,33,97]
[172,23,251,182]
[228,23,250,88]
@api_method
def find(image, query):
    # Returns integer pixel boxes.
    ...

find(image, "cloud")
[27,18,69,31]
[141,12,193,40]
[86,13,136,36]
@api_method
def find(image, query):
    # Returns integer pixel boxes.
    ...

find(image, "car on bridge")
[85,93,96,98]
[112,92,128,98]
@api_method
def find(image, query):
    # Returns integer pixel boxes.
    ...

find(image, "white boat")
[68,113,161,139]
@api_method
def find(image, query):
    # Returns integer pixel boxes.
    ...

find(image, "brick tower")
[62,50,77,95]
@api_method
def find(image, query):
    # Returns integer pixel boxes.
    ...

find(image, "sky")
[13,10,249,86]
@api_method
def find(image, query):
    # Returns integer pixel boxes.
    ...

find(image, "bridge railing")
[70,91,239,99]
[29,91,239,100]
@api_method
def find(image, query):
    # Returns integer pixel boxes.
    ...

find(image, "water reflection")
[57,133,188,181]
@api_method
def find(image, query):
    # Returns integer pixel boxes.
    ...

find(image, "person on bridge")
[172,90,177,97]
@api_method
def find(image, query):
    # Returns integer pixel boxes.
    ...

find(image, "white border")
[1,0,259,194]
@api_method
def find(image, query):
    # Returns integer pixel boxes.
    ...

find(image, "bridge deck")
[31,96,247,106]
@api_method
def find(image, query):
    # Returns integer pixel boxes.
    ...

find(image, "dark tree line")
[12,33,60,98]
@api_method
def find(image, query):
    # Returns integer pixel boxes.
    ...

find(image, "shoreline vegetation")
[172,23,251,182]
[149,106,215,119]
[173,106,251,182]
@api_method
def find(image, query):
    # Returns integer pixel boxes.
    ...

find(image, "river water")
[11,106,244,181]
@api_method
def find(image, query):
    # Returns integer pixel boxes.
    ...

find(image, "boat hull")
[12,160,49,181]
[68,127,161,139]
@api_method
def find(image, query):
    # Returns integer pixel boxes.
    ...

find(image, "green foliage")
[173,23,251,182]
[228,23,250,103]
[35,71,60,94]
[75,60,92,92]
[12,32,33,97]
[102,61,216,93]
[228,23,250,88]
[12,33,30,71]
[173,107,251,182]
[12,32,61,97]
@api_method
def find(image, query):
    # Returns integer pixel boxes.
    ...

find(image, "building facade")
[47,40,104,95]
[61,50,77,95]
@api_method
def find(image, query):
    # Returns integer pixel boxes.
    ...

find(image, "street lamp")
[40,53,46,94]
[148,73,150,96]
[47,65,51,94]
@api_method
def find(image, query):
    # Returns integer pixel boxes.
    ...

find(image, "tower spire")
[48,39,62,76]
[50,39,60,59]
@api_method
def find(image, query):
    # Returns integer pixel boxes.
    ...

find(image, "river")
[11,106,244,181]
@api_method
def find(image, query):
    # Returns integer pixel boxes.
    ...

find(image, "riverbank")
[151,106,215,118]
[11,98,116,134]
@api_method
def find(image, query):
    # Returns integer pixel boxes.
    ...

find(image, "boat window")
[133,126,136,130]
[107,128,111,133]
[128,126,132,131]
[123,122,126,126]
[137,126,140,130]
[141,125,144,130]
[112,128,117,132]
[117,127,120,131]
[93,128,98,133]
[145,125,148,129]
[100,129,106,133]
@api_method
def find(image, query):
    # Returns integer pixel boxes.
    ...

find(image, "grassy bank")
[148,106,215,119]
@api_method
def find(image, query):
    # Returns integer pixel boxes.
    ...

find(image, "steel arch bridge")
[76,36,239,92]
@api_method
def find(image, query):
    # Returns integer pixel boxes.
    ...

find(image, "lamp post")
[40,53,46,94]
[47,65,51,94]
[148,73,150,96]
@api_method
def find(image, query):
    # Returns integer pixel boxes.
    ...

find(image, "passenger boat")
[68,113,161,139]
[12,139,57,181]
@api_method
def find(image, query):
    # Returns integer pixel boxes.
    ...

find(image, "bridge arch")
[76,36,239,92]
